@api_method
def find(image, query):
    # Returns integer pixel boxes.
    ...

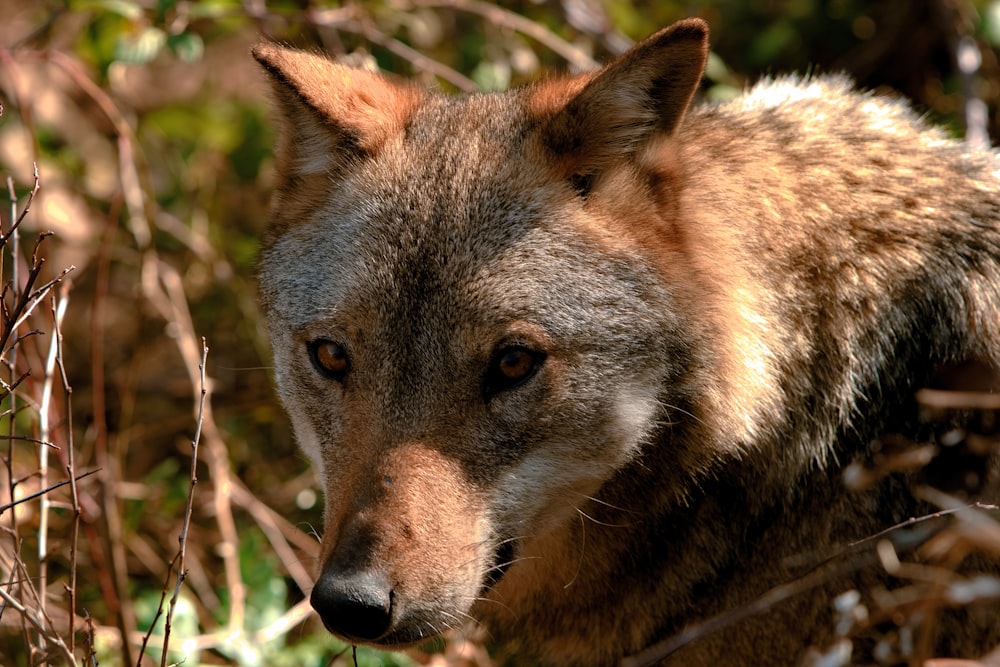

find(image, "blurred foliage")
[1,0,1000,665]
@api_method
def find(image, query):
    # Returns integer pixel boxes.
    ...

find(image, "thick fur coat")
[254,18,1000,666]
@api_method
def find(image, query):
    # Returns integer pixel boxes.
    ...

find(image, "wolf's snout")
[310,568,393,642]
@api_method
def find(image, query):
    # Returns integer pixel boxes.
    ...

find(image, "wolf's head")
[254,20,714,647]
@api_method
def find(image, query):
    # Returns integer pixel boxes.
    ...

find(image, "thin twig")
[9,265,76,335]
[3,169,28,655]
[36,290,69,636]
[147,258,246,634]
[0,330,42,364]
[131,598,316,653]
[136,342,211,667]
[83,609,98,667]
[0,369,31,399]
[161,339,209,666]
[406,0,599,71]
[253,598,316,644]
[2,173,34,541]
[0,434,58,448]
[0,246,43,355]
[51,282,78,655]
[1,164,40,247]
[0,469,99,515]
[8,545,78,664]
[332,16,479,91]
[136,568,171,666]
[0,579,76,664]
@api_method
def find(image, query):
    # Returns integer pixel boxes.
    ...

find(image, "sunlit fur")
[254,19,1000,666]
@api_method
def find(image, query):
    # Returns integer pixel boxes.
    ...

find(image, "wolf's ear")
[252,43,422,178]
[533,18,708,178]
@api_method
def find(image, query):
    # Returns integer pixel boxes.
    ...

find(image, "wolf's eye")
[308,339,350,381]
[484,346,544,397]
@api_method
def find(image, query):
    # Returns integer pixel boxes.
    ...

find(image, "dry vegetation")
[2,1,1000,665]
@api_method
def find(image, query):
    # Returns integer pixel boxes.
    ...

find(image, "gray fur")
[254,19,1000,666]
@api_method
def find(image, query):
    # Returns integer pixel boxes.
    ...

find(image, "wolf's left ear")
[534,18,708,176]
[252,43,422,179]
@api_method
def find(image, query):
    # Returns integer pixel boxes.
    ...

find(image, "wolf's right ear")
[532,18,708,180]
[252,43,422,178]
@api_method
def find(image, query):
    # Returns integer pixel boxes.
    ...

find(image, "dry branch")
[405,0,599,70]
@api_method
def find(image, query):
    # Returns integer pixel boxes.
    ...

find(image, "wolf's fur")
[253,18,1000,666]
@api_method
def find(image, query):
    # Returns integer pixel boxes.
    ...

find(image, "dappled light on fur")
[256,14,1000,667]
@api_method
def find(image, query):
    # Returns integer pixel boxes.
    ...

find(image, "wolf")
[253,17,1000,666]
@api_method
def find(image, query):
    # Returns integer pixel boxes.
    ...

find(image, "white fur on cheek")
[495,380,661,537]
[285,402,326,478]
[608,382,661,462]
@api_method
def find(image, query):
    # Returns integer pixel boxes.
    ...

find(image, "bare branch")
[0,581,76,664]
[0,469,99,515]
[1,165,40,248]
[333,17,479,92]
[405,0,599,71]
[161,339,209,666]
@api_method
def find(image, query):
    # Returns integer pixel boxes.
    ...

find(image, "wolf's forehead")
[262,178,548,329]
[387,92,536,181]
[405,91,533,150]
[350,101,550,266]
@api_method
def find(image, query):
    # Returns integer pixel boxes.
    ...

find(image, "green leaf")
[114,26,166,64]
[168,32,205,63]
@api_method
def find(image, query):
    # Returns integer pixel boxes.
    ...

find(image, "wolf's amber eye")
[484,346,544,397]
[308,339,350,381]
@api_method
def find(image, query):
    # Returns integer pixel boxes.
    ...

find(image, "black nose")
[310,569,393,642]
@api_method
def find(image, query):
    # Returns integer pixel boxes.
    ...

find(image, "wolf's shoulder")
[698,74,940,141]
[728,74,868,112]
[686,73,1000,178]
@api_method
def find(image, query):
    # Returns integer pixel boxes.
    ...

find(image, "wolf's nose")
[310,569,393,642]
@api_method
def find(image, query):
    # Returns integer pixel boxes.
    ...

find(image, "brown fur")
[253,19,1000,666]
